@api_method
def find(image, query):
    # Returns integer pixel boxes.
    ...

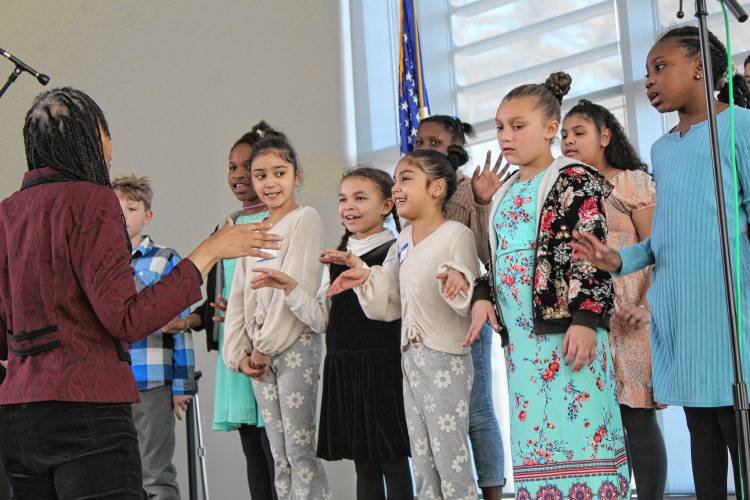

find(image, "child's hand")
[571,231,622,273]
[563,325,597,372]
[436,268,469,300]
[615,303,650,329]
[320,249,364,269]
[251,268,298,295]
[172,394,193,420]
[465,300,500,348]
[161,316,190,333]
[328,268,370,297]
[238,355,266,380]
[471,151,512,205]
[211,295,228,323]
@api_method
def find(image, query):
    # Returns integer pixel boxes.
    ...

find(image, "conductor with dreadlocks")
[0,87,282,498]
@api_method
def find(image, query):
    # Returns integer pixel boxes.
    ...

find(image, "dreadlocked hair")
[504,72,572,122]
[23,87,111,185]
[659,26,750,108]
[401,149,460,208]
[248,135,301,173]
[565,100,648,172]
[336,167,400,251]
[232,120,287,152]
[418,115,476,168]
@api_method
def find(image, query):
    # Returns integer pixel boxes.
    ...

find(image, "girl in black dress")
[250,168,412,499]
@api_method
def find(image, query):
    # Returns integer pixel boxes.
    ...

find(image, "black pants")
[684,406,741,499]
[238,424,277,500]
[0,402,143,499]
[354,458,413,500]
[620,405,667,500]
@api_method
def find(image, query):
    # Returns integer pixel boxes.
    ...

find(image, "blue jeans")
[469,322,505,488]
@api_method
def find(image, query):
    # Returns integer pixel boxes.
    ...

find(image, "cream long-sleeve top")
[354,221,479,355]
[222,206,323,369]
[284,230,396,333]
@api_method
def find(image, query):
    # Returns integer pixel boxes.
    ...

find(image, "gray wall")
[1,1,356,497]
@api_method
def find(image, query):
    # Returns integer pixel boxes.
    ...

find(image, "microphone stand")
[692,0,749,497]
[0,66,22,100]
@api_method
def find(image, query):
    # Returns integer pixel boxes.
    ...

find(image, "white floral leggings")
[402,343,477,500]
[251,333,331,500]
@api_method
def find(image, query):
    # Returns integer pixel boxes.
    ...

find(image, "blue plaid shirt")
[128,236,196,395]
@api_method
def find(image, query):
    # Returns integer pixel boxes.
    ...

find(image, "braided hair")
[418,115,476,167]
[565,100,648,171]
[23,87,111,185]
[659,26,750,108]
[337,167,401,251]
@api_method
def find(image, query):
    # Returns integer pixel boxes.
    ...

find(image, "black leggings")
[684,406,741,499]
[354,458,413,500]
[619,405,667,500]
[238,424,277,500]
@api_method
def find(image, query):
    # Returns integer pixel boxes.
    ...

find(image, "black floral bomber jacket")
[473,156,614,345]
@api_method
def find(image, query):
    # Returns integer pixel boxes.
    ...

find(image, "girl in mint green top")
[214,211,269,430]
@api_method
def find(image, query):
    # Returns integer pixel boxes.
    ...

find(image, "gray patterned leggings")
[402,343,478,500]
[251,333,331,499]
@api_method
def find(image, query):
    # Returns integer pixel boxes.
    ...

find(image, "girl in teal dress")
[471,72,629,498]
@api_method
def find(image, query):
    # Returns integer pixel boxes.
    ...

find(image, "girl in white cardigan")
[330,149,481,499]
[223,136,331,500]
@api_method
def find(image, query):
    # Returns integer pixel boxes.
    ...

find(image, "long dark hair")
[337,167,401,251]
[565,100,647,172]
[23,87,111,185]
[658,26,750,108]
[248,135,301,173]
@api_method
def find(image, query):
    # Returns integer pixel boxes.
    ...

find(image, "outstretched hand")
[251,268,298,295]
[319,249,364,269]
[327,268,370,297]
[571,231,622,273]
[436,268,468,301]
[471,151,513,205]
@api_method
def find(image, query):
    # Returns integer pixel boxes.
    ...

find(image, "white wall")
[0,1,356,498]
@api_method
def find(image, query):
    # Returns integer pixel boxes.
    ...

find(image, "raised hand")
[327,268,370,297]
[319,249,364,269]
[465,300,500,348]
[471,151,512,205]
[436,268,468,300]
[571,231,622,273]
[563,324,597,372]
[251,268,298,295]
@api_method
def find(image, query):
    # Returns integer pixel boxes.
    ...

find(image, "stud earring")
[695,73,703,80]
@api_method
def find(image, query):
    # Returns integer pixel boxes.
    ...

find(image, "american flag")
[398,0,430,154]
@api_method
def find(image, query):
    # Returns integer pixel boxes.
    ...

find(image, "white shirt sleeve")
[284,266,331,334]
[354,243,401,321]
[437,228,479,317]
[222,256,253,371]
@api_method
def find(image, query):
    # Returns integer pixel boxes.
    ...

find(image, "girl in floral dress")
[470,72,629,499]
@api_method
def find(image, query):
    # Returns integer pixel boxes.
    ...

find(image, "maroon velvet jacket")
[0,167,203,404]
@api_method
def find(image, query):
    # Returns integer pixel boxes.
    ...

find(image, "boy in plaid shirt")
[114,174,195,500]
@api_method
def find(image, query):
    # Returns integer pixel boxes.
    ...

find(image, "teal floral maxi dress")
[494,175,630,499]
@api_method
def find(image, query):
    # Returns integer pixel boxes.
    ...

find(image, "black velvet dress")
[316,240,411,464]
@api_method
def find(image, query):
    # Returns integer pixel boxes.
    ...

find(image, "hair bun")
[544,72,572,103]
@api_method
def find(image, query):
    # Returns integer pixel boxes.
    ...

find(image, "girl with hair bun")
[471,72,629,499]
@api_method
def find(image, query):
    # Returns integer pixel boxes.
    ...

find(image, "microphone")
[0,48,49,85]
